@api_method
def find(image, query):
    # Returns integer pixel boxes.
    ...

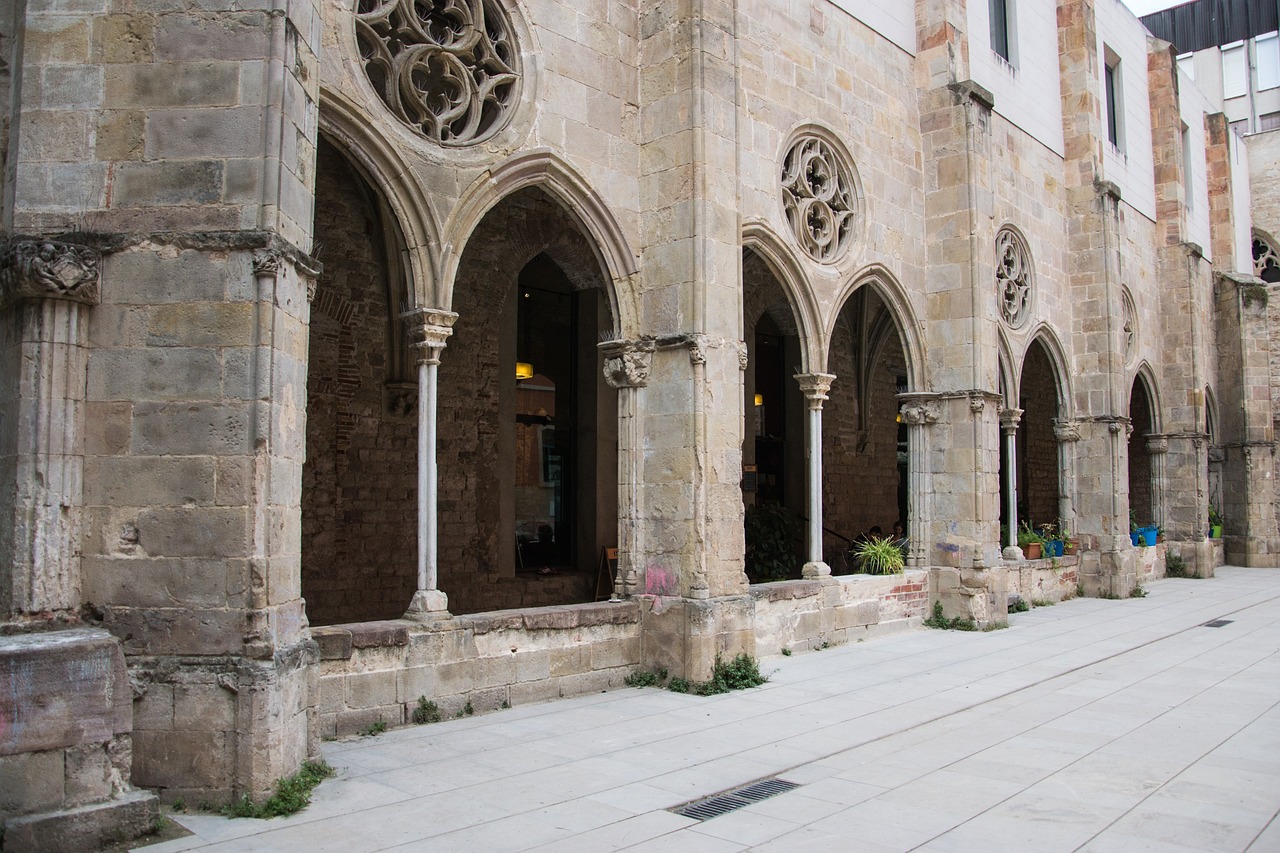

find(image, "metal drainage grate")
[673,778,799,821]
[1203,619,1234,628]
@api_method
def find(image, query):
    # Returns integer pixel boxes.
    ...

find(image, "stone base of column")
[639,595,755,682]
[1079,547,1139,598]
[801,561,831,578]
[403,590,451,621]
[1001,546,1025,562]
[1225,535,1280,567]
[929,566,1009,628]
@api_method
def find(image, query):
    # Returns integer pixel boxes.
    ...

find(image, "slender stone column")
[1000,408,1022,553]
[794,373,835,577]
[401,308,458,619]
[899,397,940,568]
[0,239,101,622]
[1054,418,1082,542]
[601,338,654,599]
[1146,436,1169,531]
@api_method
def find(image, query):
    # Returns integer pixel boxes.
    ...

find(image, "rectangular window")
[1261,111,1280,132]
[1181,123,1193,210]
[1257,32,1280,91]
[1223,41,1247,98]
[1176,52,1195,81]
[990,0,1011,62]
[1104,49,1123,150]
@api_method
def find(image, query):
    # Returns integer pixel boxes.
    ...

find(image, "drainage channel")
[672,778,800,821]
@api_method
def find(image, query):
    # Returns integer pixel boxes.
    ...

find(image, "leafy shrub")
[744,502,801,582]
[220,760,334,819]
[852,537,904,575]
[624,667,668,688]
[695,654,767,695]
[923,600,977,631]
[412,697,441,724]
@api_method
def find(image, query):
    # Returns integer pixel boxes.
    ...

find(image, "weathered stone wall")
[1006,558,1079,605]
[313,602,641,737]
[1248,130,1280,241]
[303,140,417,625]
[750,571,927,657]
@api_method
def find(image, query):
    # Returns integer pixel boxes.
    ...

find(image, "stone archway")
[302,136,418,626]
[1018,340,1061,532]
[1128,377,1157,529]
[441,187,620,614]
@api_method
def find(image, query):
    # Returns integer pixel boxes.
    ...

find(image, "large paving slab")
[142,567,1280,852]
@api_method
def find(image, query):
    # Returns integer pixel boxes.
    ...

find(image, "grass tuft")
[219,761,335,819]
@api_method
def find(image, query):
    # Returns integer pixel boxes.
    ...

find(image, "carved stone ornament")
[995,227,1033,328]
[1121,287,1136,364]
[252,249,284,278]
[402,307,458,365]
[1000,407,1023,431]
[355,0,521,146]
[603,350,652,389]
[1253,232,1280,283]
[794,372,835,402]
[781,135,859,263]
[899,401,940,426]
[1052,418,1082,442]
[736,340,749,371]
[1146,436,1169,455]
[687,334,708,365]
[0,239,101,308]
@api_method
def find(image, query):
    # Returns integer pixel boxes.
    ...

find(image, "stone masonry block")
[104,249,228,305]
[173,684,235,732]
[132,730,230,790]
[145,302,255,347]
[145,107,267,160]
[131,402,251,456]
[64,744,113,807]
[112,160,225,207]
[0,630,130,757]
[105,62,239,108]
[0,750,65,816]
[130,682,174,731]
[344,671,398,710]
[509,679,560,707]
[134,506,249,558]
[83,456,216,507]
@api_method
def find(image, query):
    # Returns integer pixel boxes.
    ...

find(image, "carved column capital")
[1053,418,1082,442]
[793,372,836,408]
[899,400,941,426]
[252,248,284,278]
[600,338,655,389]
[1000,407,1023,432]
[687,334,709,366]
[735,340,749,372]
[1146,436,1169,455]
[401,308,458,365]
[0,239,101,309]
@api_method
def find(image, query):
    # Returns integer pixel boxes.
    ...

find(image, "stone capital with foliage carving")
[401,307,458,365]
[600,338,655,389]
[0,239,101,309]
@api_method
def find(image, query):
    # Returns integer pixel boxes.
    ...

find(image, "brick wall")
[823,296,907,568]
[303,140,416,625]
[1019,345,1060,529]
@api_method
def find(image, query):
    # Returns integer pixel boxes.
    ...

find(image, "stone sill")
[749,570,928,602]
[312,600,640,661]
[1012,554,1080,568]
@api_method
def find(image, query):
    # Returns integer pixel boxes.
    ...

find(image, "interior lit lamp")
[754,393,764,407]
[515,362,534,381]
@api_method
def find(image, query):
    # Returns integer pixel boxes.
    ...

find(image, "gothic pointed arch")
[319,92,442,309]
[442,150,639,335]
[1130,362,1163,433]
[742,222,824,373]
[1021,324,1073,419]
[828,264,926,391]
[997,331,1019,408]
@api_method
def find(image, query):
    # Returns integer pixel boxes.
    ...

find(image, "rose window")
[1253,234,1280,283]
[355,0,520,146]
[995,228,1033,328]
[781,136,859,263]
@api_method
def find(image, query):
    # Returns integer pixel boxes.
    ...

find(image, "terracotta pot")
[1063,539,1079,556]
[1024,542,1043,560]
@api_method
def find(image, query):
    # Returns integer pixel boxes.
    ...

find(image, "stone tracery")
[355,0,520,146]
[995,227,1033,328]
[780,135,859,263]
[1253,232,1280,283]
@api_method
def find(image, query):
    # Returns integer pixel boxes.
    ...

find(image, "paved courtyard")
[144,566,1280,852]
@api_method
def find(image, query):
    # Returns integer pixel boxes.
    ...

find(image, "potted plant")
[1018,522,1044,560]
[852,536,905,575]
[1060,522,1079,556]
[1140,525,1158,547]
[1039,522,1064,557]
[1129,510,1141,547]
[1208,505,1224,539]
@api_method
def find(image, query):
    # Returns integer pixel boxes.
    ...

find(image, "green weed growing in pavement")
[1130,584,1147,598]
[358,720,387,737]
[624,667,668,688]
[464,701,475,716]
[1009,596,1030,613]
[923,601,977,631]
[412,697,441,725]
[694,654,768,696]
[1031,598,1054,608]
[781,648,792,656]
[667,677,690,694]
[501,699,510,709]
[219,761,335,819]
[1164,554,1196,578]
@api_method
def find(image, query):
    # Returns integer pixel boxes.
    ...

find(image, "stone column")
[0,239,101,622]
[402,308,457,618]
[1054,418,1081,542]
[899,397,940,568]
[1000,408,1022,555]
[1146,435,1169,531]
[601,338,655,599]
[795,373,835,578]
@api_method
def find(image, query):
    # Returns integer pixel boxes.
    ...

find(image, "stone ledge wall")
[750,571,928,657]
[313,601,641,737]
[1006,556,1080,604]
[1134,543,1167,583]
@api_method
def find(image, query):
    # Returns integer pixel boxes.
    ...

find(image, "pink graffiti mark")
[643,564,678,613]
